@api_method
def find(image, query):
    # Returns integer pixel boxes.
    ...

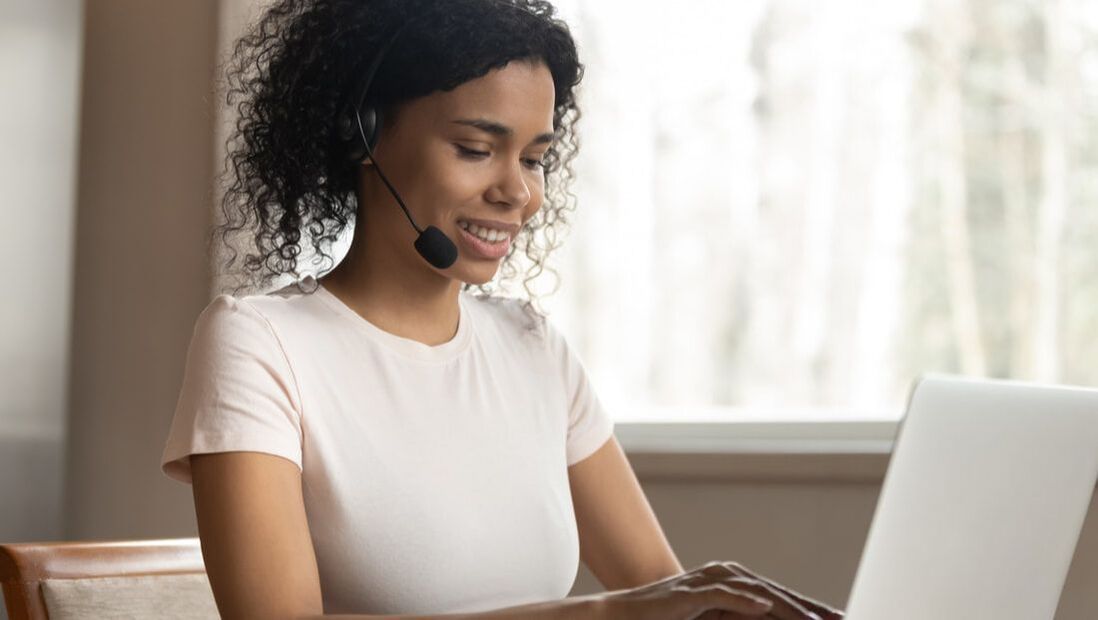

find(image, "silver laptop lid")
[845,374,1098,620]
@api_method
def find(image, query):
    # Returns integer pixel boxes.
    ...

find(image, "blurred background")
[3,0,1097,617]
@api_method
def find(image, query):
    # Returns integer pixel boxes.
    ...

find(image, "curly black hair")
[213,0,584,321]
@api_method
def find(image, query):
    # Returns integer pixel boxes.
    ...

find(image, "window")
[532,0,1098,422]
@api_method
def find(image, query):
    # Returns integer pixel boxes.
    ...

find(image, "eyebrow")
[451,118,556,145]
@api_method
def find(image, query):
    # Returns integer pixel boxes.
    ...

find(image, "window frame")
[616,420,898,482]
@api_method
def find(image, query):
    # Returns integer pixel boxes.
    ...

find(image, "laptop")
[844,374,1098,620]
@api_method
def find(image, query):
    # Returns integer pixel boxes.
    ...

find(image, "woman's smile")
[457,220,512,259]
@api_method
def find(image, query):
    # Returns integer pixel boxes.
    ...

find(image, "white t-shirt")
[160,274,615,615]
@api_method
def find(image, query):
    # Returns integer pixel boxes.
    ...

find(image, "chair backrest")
[0,538,215,620]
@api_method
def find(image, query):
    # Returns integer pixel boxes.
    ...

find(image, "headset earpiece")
[359,105,382,154]
[345,104,384,163]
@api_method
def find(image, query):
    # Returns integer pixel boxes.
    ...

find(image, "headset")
[336,19,459,270]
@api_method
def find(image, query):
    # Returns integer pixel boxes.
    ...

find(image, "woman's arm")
[191,452,324,619]
[567,436,684,590]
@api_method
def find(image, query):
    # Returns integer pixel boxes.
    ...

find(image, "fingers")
[718,562,844,619]
[693,583,774,617]
[690,565,818,620]
[732,579,820,620]
[686,576,819,620]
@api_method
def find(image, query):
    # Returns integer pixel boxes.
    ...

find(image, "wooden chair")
[0,538,214,619]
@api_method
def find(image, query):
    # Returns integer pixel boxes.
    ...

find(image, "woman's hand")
[596,561,845,620]
[707,561,844,620]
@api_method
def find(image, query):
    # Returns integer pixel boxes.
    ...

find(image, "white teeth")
[459,221,507,244]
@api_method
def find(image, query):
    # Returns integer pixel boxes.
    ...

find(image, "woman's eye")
[454,144,544,170]
[455,144,489,159]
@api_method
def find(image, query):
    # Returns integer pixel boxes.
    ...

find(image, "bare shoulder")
[190,451,323,620]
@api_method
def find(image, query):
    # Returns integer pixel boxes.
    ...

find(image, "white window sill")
[615,421,897,483]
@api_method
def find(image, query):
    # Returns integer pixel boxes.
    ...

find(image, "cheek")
[422,149,481,197]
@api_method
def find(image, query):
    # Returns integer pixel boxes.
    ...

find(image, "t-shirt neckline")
[307,275,473,363]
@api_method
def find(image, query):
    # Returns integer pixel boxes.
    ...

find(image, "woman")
[160,0,844,618]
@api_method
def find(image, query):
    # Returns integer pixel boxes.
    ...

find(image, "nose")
[486,157,532,209]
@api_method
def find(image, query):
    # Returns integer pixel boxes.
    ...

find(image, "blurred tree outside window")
[525,0,1098,422]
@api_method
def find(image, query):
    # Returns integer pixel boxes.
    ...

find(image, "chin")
[454,264,499,287]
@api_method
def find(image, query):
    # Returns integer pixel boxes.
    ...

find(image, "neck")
[319,216,463,347]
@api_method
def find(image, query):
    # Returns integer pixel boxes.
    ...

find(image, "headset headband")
[350,20,415,116]
[349,2,537,115]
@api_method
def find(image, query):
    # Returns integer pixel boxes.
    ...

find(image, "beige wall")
[63,0,219,539]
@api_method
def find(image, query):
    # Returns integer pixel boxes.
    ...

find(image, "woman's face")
[357,59,557,286]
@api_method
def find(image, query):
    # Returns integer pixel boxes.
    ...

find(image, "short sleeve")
[542,318,615,466]
[160,295,304,484]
